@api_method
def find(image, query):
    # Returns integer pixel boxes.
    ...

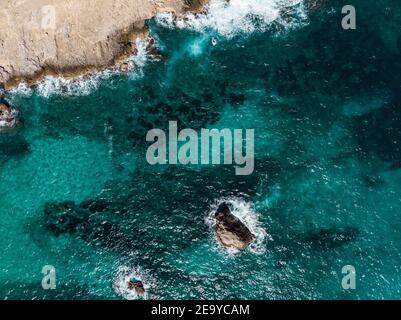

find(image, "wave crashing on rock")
[207,198,269,254]
[156,0,308,38]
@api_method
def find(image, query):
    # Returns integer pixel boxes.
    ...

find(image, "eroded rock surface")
[0,0,208,88]
[128,278,145,295]
[214,203,256,250]
[0,99,19,131]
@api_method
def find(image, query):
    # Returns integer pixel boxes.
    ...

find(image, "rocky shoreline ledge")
[0,0,329,90]
[0,0,208,90]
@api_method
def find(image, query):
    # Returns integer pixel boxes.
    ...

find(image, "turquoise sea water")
[1,0,401,299]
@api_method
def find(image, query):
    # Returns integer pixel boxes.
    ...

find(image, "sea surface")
[1,0,401,299]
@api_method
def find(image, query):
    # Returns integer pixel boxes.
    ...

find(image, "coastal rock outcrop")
[0,99,19,132]
[214,203,256,250]
[127,278,145,295]
[0,0,208,89]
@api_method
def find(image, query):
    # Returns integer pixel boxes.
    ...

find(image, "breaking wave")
[112,265,154,300]
[8,83,33,97]
[8,39,149,98]
[37,72,111,98]
[156,0,308,38]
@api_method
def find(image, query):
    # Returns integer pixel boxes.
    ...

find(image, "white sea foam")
[37,71,112,98]
[8,39,149,98]
[113,265,154,300]
[0,107,18,128]
[130,39,149,69]
[206,197,271,255]
[8,69,111,98]
[156,0,307,38]
[9,83,33,97]
[126,39,149,80]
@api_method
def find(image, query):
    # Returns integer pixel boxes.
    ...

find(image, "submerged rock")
[214,203,256,250]
[127,278,145,295]
[0,99,19,132]
[44,201,89,237]
[227,93,245,106]
[305,0,328,12]
[44,200,124,249]
[304,227,360,249]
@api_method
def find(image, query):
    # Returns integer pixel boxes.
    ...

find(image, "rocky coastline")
[0,0,329,90]
[0,0,208,90]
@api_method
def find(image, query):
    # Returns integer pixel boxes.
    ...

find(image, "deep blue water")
[1,0,401,299]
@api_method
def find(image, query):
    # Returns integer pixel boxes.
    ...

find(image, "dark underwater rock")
[362,175,385,188]
[128,85,223,147]
[305,0,328,12]
[80,199,113,214]
[44,200,124,248]
[227,93,245,106]
[0,135,29,156]
[304,227,360,249]
[353,101,401,168]
[44,201,87,236]
[214,203,255,250]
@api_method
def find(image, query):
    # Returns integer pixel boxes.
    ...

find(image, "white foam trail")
[127,39,149,80]
[113,265,154,300]
[8,39,149,98]
[104,121,114,159]
[156,0,307,38]
[130,39,149,69]
[36,71,111,98]
[9,83,33,97]
[206,197,271,255]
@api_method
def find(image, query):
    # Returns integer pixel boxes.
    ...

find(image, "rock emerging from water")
[146,38,167,62]
[127,278,145,295]
[0,100,19,132]
[214,203,256,250]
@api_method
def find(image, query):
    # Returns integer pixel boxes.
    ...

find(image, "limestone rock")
[0,99,19,132]
[0,0,209,89]
[214,202,256,250]
[127,278,145,295]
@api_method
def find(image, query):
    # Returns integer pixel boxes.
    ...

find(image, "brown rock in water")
[0,100,19,132]
[214,203,256,250]
[128,278,145,295]
[146,38,167,62]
